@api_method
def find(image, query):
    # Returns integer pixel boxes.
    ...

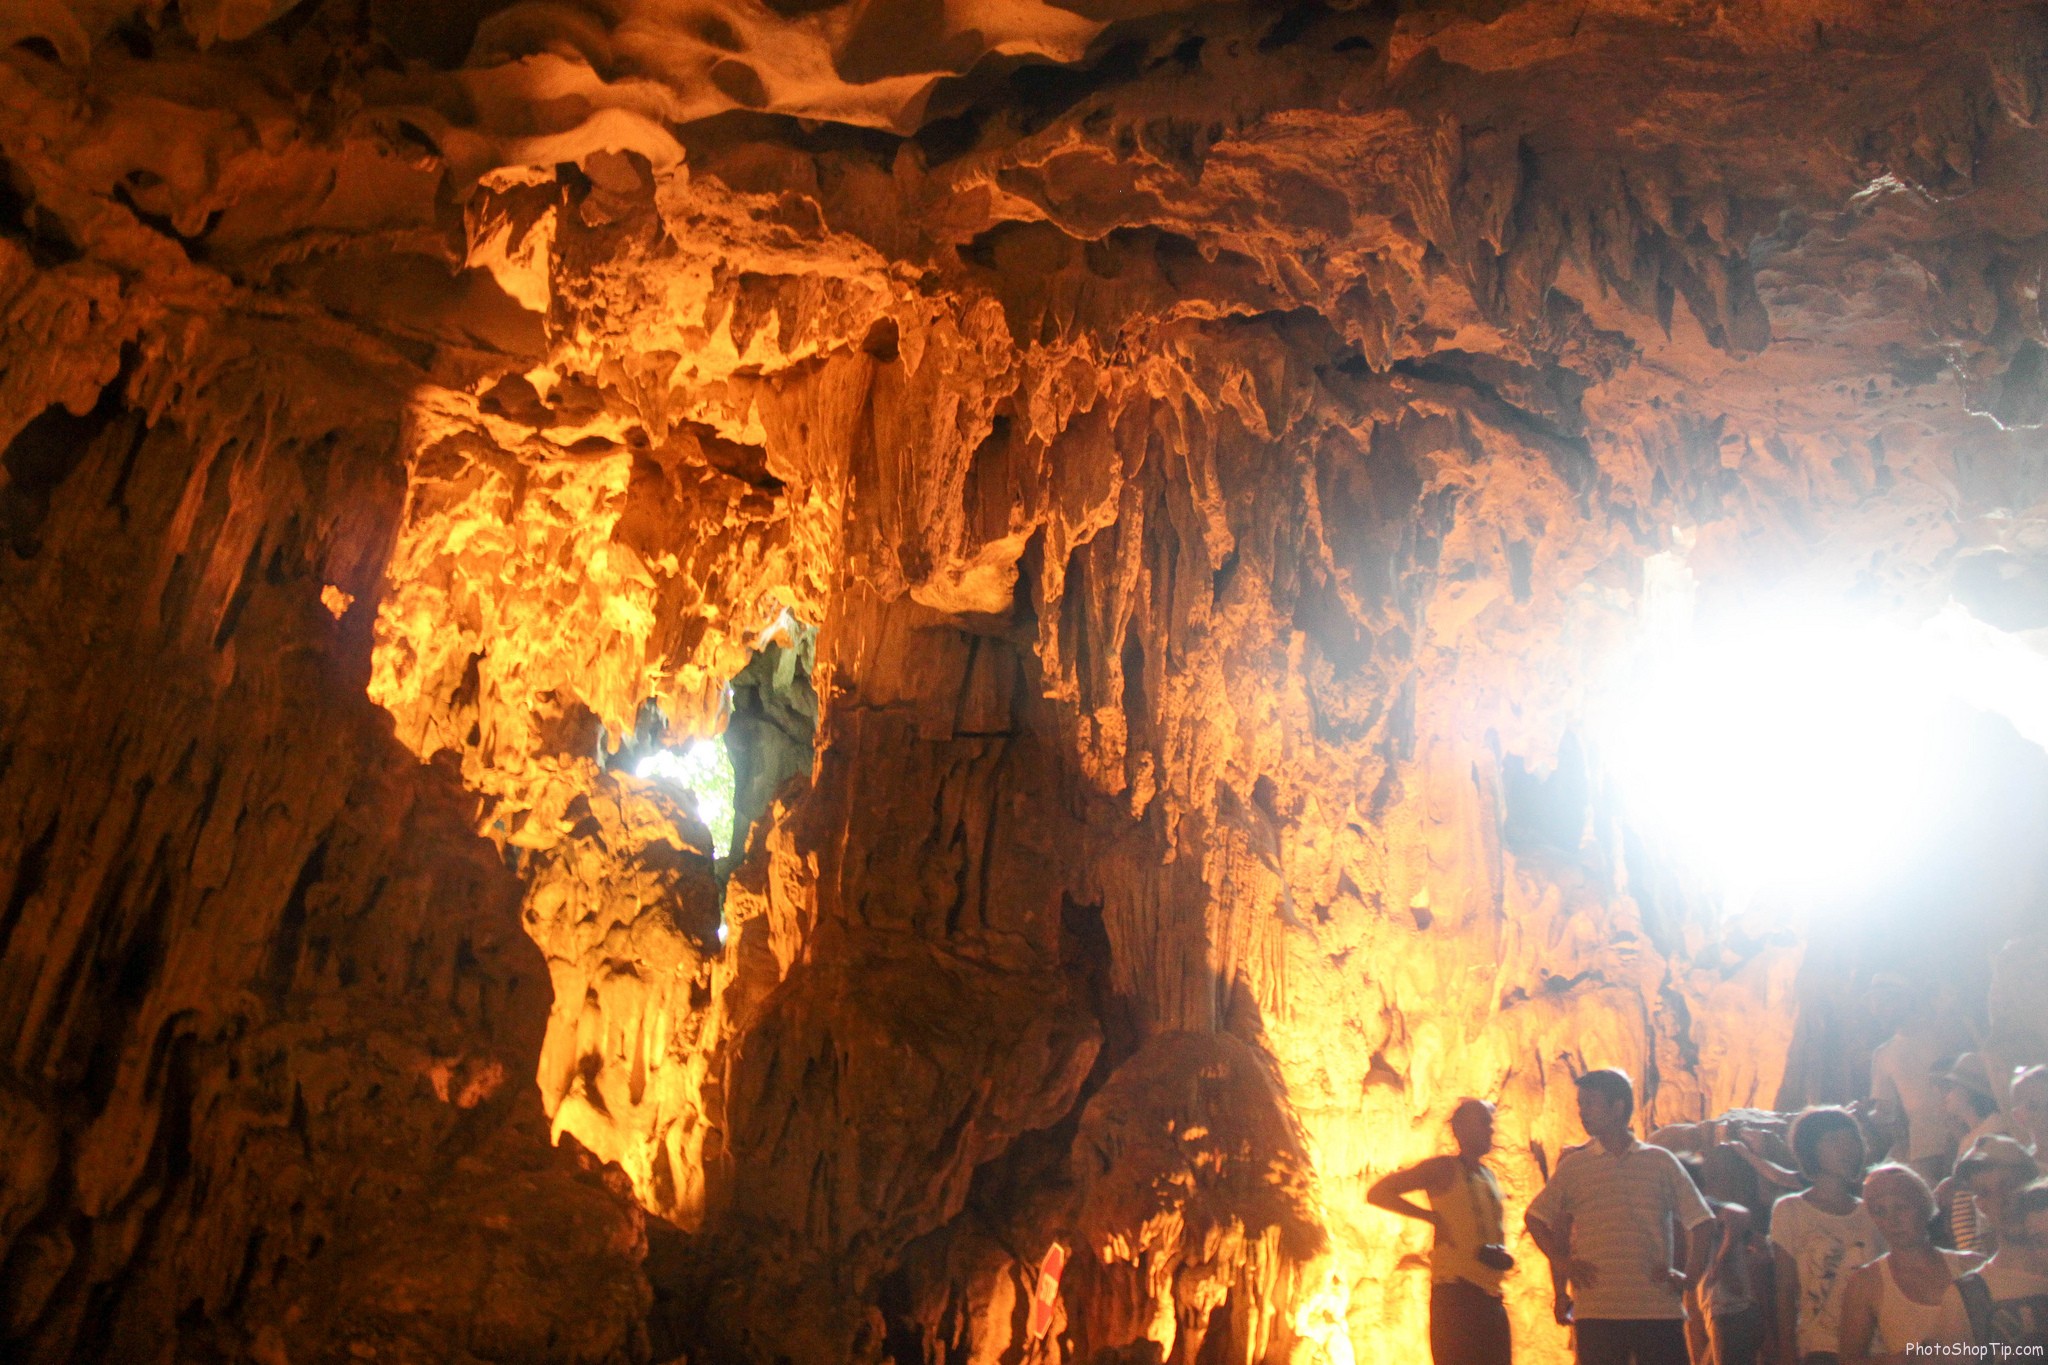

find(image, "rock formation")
[6,2,2048,1362]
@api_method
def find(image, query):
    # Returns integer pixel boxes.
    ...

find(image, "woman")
[1837,1165,1982,1364]
[1773,1108,1884,1365]
[1695,1143,1776,1365]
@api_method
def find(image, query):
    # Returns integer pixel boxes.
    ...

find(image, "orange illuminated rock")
[4,3,2048,1364]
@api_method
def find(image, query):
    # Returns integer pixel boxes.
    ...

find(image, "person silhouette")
[1370,1098,1515,1365]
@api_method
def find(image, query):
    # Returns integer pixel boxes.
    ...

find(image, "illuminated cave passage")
[7,4,2048,1364]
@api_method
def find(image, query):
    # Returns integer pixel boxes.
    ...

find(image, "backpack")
[1955,1271,2048,1350]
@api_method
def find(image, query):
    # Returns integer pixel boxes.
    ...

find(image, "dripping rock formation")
[5,1,2048,1362]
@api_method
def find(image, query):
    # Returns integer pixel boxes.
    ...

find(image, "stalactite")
[8,4,2048,1363]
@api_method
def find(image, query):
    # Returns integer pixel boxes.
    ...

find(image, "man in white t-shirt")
[1527,1070,1715,1365]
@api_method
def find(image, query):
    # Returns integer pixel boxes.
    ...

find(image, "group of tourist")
[1368,980,2048,1365]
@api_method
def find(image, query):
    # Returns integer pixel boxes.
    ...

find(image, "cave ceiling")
[5,1,2048,1363]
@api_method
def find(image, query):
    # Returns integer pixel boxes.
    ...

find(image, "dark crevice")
[2,380,128,557]
[210,537,268,650]
[110,179,222,254]
[81,860,174,1119]
[0,813,59,957]
[104,414,151,521]
[262,839,330,1010]
[0,157,84,267]
[33,776,153,1080]
[67,1030,199,1365]
[1257,1,1340,53]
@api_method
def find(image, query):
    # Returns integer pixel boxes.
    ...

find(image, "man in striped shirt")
[1526,1069,1716,1365]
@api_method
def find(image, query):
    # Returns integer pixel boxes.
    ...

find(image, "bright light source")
[1921,603,2048,753]
[635,739,737,859]
[1597,591,1958,907]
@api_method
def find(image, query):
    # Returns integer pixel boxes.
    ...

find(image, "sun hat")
[1934,1053,1999,1107]
[1956,1134,2039,1179]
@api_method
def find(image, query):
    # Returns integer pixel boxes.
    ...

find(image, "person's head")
[1935,1053,2001,1129]
[1862,1163,1937,1250]
[1450,1098,1495,1158]
[2006,1180,2048,1262]
[1700,1141,1764,1211]
[1865,972,1915,1031]
[1957,1135,2042,1235]
[1575,1069,1635,1139]
[2012,1066,2048,1149]
[1791,1107,1868,1185]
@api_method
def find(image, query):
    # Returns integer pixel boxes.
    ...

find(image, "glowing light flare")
[635,739,738,859]
[1599,605,1958,904]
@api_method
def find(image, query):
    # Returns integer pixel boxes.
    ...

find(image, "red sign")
[1026,1242,1068,1340]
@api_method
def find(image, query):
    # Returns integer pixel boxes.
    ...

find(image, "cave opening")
[610,609,820,884]
[633,738,739,860]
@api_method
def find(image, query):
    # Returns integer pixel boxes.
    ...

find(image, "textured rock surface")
[7,2,2048,1363]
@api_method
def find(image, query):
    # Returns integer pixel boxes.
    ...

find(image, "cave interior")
[5,0,2048,1362]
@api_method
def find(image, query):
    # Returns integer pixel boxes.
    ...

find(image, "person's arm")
[1676,1213,1714,1295]
[1772,1244,1801,1365]
[1527,1156,1588,1323]
[1664,1149,1718,1294]
[1684,1279,1709,1365]
[1850,1095,1894,1155]
[1838,1261,1896,1365]
[1870,1052,1907,1161]
[1650,1121,1706,1153]
[1732,1137,1806,1191]
[1524,1211,1579,1324]
[1367,1155,1452,1227]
